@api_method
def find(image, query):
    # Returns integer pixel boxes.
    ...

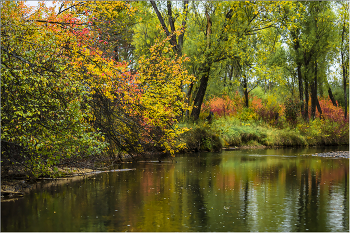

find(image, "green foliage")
[212,117,266,146]
[212,117,308,147]
[250,86,266,101]
[284,97,301,126]
[1,2,193,178]
[331,84,347,108]
[297,98,349,146]
[268,130,307,147]
[237,107,258,122]
[1,2,108,178]
[179,123,222,152]
[1,0,348,180]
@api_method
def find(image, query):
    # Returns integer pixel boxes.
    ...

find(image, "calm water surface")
[1,147,349,231]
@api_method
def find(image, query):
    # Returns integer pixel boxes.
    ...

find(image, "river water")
[1,147,349,232]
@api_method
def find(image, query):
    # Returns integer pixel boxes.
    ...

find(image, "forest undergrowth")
[179,94,349,152]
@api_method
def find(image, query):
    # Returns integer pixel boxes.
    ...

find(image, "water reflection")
[1,147,349,232]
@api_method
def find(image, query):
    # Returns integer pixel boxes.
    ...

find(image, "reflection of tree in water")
[241,180,249,221]
[296,168,324,231]
[188,153,223,230]
[296,168,308,231]
[342,167,348,229]
[187,178,208,231]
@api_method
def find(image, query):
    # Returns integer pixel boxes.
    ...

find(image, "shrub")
[297,115,349,146]
[238,107,258,122]
[257,105,280,124]
[251,95,281,125]
[317,97,348,122]
[212,117,268,146]
[180,124,222,152]
[284,97,301,126]
[202,93,244,117]
[274,130,307,146]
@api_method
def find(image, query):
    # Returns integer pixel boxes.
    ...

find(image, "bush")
[257,105,280,124]
[182,95,348,151]
[251,95,281,126]
[273,130,307,146]
[317,97,348,122]
[201,93,243,117]
[297,116,349,146]
[212,117,267,146]
[238,107,258,122]
[179,124,222,152]
[284,97,301,126]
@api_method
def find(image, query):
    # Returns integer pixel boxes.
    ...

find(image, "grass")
[178,114,347,152]
[211,117,307,147]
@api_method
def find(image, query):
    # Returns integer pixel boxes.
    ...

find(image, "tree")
[1,1,194,177]
[337,1,349,119]
[302,1,336,120]
[69,1,137,63]
[150,0,188,57]
[284,1,338,121]
[186,1,289,119]
[283,1,306,114]
[1,1,107,176]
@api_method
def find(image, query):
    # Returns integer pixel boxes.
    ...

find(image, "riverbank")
[179,116,349,153]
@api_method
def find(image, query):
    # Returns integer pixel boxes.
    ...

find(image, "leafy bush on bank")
[178,123,222,152]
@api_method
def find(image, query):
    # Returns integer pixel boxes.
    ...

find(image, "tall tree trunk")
[341,17,348,119]
[166,1,178,51]
[178,1,189,55]
[328,87,337,107]
[190,5,213,121]
[311,61,317,120]
[341,49,348,119]
[297,63,304,114]
[191,64,211,120]
[150,0,188,56]
[343,64,347,119]
[291,28,304,115]
[304,79,309,122]
[243,76,249,108]
[316,97,323,118]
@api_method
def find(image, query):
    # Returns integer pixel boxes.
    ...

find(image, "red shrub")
[317,97,348,122]
[202,93,243,117]
[251,96,281,125]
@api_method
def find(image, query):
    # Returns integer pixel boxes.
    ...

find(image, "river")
[1,146,349,231]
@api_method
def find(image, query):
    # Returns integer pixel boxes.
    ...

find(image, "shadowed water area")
[1,146,349,232]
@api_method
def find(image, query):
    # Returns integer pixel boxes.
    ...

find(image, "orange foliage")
[202,92,243,117]
[316,97,348,122]
[251,96,282,125]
